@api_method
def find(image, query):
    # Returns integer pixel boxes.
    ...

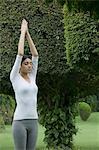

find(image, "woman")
[10,19,39,150]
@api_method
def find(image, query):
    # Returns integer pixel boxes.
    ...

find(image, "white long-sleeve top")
[10,55,39,120]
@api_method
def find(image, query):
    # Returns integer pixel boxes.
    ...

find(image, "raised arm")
[26,30,38,56]
[18,19,28,55]
[10,19,27,81]
[26,25,39,80]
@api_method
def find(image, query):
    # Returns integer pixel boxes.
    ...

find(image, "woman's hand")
[21,19,28,33]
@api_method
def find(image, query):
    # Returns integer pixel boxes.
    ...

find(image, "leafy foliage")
[65,0,99,19]
[38,73,78,149]
[63,5,99,98]
[44,107,77,149]
[0,114,5,132]
[0,0,67,94]
[63,6,99,71]
[44,0,99,18]
[0,94,15,125]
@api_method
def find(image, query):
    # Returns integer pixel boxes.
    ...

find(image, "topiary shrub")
[79,95,98,112]
[0,114,5,132]
[78,102,91,121]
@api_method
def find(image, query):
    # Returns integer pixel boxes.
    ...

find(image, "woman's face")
[20,58,32,74]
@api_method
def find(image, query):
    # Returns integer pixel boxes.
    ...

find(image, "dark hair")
[21,55,32,65]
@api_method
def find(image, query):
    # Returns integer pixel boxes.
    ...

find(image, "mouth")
[28,69,31,71]
[28,69,32,72]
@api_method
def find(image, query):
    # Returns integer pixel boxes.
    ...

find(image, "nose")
[28,63,32,68]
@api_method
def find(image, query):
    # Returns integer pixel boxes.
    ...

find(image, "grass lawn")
[0,112,99,150]
[73,112,99,150]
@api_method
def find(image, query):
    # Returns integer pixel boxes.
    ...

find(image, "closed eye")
[30,62,32,65]
[24,62,32,65]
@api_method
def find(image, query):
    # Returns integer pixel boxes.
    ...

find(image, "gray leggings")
[12,119,38,150]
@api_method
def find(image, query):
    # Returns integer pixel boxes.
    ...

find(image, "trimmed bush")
[79,95,98,112]
[79,102,91,121]
[63,5,99,97]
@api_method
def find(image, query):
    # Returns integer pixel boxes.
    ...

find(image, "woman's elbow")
[10,72,14,82]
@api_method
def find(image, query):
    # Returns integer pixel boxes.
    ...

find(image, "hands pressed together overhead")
[21,19,28,34]
[18,18,38,56]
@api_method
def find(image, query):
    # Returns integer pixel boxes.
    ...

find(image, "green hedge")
[63,5,99,73]
[0,0,67,94]
[45,0,99,19]
[63,4,99,97]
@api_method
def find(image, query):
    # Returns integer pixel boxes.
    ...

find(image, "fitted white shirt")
[10,55,38,120]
